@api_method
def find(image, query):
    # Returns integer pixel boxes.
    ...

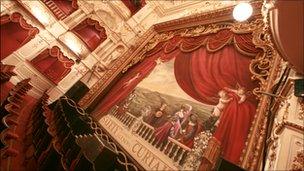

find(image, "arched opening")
[30,46,75,85]
[72,18,107,52]
[1,13,39,61]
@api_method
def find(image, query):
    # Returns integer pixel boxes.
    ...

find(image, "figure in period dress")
[171,104,192,138]
[153,116,179,146]
[179,114,202,148]
[145,103,168,128]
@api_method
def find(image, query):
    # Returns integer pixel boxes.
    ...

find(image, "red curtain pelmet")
[30,46,74,85]
[72,18,107,51]
[1,13,39,61]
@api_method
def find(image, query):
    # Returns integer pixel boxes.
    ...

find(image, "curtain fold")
[174,46,258,105]
[174,46,258,164]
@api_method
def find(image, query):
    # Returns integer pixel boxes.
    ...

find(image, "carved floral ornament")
[291,149,304,171]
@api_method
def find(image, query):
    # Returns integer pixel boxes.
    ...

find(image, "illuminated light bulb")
[32,6,49,25]
[233,2,253,22]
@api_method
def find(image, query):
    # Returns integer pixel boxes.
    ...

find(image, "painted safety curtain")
[92,49,180,115]
[92,29,261,164]
[1,13,39,60]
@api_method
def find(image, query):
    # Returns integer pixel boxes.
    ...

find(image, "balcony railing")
[101,105,192,169]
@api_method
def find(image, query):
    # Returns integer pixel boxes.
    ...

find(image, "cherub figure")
[212,90,232,117]
[224,86,247,104]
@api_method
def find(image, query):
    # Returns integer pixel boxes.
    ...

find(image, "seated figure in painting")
[144,103,168,128]
[153,115,179,146]
[179,114,202,148]
[212,90,232,126]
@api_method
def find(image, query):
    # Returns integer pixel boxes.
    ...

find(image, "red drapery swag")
[1,13,39,61]
[30,46,74,85]
[72,18,107,51]
[121,0,146,15]
[92,29,262,165]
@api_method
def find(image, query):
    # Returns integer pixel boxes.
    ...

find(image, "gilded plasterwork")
[79,2,282,170]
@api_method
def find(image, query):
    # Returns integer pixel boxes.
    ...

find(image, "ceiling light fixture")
[233,2,253,22]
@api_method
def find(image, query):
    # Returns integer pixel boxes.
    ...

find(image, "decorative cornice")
[153,1,263,33]
[240,18,282,171]
[275,121,304,134]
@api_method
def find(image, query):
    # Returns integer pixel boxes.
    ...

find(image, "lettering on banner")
[101,117,173,170]
[102,117,129,146]
[131,141,171,170]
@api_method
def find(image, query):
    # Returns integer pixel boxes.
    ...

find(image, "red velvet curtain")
[31,46,74,84]
[174,46,258,105]
[72,18,107,51]
[93,29,259,115]
[92,29,261,165]
[174,46,258,164]
[1,13,39,61]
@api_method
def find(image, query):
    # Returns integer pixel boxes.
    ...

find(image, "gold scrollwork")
[241,21,281,170]
[122,19,266,74]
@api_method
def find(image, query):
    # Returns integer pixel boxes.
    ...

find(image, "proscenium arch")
[79,1,280,170]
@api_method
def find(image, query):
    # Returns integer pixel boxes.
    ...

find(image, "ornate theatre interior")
[0,0,303,171]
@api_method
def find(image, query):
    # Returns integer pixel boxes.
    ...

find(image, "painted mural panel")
[113,53,257,169]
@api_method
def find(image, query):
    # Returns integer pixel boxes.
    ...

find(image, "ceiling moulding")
[154,1,232,17]
[153,1,262,33]
[151,1,201,17]
[107,0,131,21]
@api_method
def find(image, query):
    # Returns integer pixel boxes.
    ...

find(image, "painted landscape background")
[127,87,212,122]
